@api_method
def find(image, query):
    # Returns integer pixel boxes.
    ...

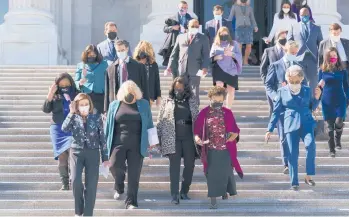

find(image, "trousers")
[70,148,100,216]
[168,138,196,196]
[276,114,289,167]
[285,126,316,186]
[188,76,201,105]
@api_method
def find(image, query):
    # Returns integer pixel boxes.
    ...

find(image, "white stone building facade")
[0,0,348,65]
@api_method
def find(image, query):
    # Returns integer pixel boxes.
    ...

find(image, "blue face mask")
[301,15,310,23]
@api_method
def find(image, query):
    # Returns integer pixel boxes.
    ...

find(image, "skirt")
[206,149,237,197]
[88,92,104,114]
[212,63,239,90]
[50,124,72,160]
[235,26,253,45]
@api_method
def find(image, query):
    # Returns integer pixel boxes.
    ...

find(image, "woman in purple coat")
[194,86,243,209]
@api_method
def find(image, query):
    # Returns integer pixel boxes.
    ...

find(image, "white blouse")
[267,13,298,42]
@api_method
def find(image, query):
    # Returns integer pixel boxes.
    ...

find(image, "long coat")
[156,96,199,156]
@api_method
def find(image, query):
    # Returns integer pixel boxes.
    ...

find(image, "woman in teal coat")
[75,44,108,114]
[104,80,156,209]
[318,47,349,157]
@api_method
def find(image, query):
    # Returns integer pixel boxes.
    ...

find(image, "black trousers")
[70,148,100,216]
[169,138,196,196]
[109,143,143,207]
[88,92,104,114]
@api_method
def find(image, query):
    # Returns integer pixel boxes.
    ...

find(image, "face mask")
[289,83,302,95]
[331,35,341,42]
[59,86,71,94]
[330,57,338,64]
[282,8,290,14]
[124,93,135,103]
[301,15,310,23]
[214,15,222,20]
[138,52,148,60]
[220,35,229,41]
[117,51,128,60]
[174,90,184,100]
[278,38,287,46]
[78,105,90,115]
[189,28,199,35]
[286,54,298,62]
[241,0,247,3]
[107,32,117,41]
[211,102,223,109]
[87,57,96,63]
[179,9,187,15]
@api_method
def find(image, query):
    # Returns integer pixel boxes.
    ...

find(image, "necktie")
[189,34,194,44]
[121,62,128,83]
[216,20,220,33]
[279,49,284,59]
[110,41,116,58]
[304,24,309,38]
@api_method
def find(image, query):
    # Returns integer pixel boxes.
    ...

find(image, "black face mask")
[220,35,229,41]
[87,57,96,63]
[211,102,223,109]
[174,89,184,100]
[278,38,287,46]
[124,93,135,103]
[59,86,71,94]
[241,0,247,3]
[107,32,117,40]
[139,52,148,59]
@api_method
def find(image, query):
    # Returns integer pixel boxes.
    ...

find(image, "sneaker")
[113,191,123,200]
[290,185,299,191]
[336,145,342,150]
[127,205,137,210]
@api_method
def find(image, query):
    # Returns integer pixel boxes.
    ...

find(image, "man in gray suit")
[287,7,323,94]
[260,30,288,116]
[318,23,349,74]
[166,19,210,105]
[265,40,307,174]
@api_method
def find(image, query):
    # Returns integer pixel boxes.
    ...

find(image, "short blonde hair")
[74,93,94,114]
[285,40,299,50]
[285,65,304,81]
[117,80,143,101]
[133,40,156,64]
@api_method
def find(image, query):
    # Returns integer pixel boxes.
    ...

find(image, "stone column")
[0,0,58,65]
[307,0,349,38]
[140,0,197,64]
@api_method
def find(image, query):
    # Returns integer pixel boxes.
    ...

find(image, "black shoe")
[180,193,191,200]
[171,194,180,205]
[305,178,316,186]
[330,152,336,158]
[291,185,299,191]
[60,184,69,191]
[336,145,342,150]
[283,166,289,175]
[222,193,228,200]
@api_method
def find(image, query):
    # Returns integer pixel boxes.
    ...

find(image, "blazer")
[268,85,319,134]
[265,58,307,101]
[75,60,108,94]
[105,99,154,157]
[168,33,210,77]
[97,39,132,65]
[260,46,284,83]
[205,18,233,46]
[318,38,349,67]
[156,96,199,156]
[104,58,149,112]
[61,113,108,162]
[227,5,257,28]
[287,22,323,63]
[42,94,77,125]
[194,106,242,174]
[145,62,161,100]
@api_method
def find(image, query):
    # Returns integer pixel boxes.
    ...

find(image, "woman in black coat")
[134,40,161,106]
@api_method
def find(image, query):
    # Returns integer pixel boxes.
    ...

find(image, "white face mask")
[286,54,298,62]
[282,8,290,14]
[189,28,199,35]
[331,35,341,43]
[214,15,222,20]
[78,105,90,115]
[289,83,302,95]
[117,51,128,61]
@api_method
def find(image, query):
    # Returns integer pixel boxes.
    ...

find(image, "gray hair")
[285,40,299,49]
[117,80,143,101]
[285,65,304,81]
[115,39,129,48]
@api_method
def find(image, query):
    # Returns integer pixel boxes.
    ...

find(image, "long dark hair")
[278,0,296,19]
[321,47,344,72]
[54,72,79,99]
[169,76,193,100]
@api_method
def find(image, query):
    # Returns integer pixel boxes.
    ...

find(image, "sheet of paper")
[147,127,159,145]
[318,79,325,88]
[196,70,207,78]
[99,165,109,179]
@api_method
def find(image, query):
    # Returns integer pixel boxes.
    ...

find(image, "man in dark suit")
[260,30,288,116]
[205,5,233,47]
[166,19,210,105]
[318,23,349,74]
[265,40,307,175]
[287,7,323,94]
[97,22,132,65]
[104,40,149,112]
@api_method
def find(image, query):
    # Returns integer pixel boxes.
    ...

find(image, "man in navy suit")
[287,7,323,94]
[97,22,132,65]
[265,40,307,175]
[205,5,233,47]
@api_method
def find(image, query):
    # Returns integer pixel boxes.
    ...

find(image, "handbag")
[312,109,326,140]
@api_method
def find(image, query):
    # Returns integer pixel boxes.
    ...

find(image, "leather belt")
[175,120,192,125]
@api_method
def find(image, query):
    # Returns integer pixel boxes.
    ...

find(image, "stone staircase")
[0,66,349,216]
